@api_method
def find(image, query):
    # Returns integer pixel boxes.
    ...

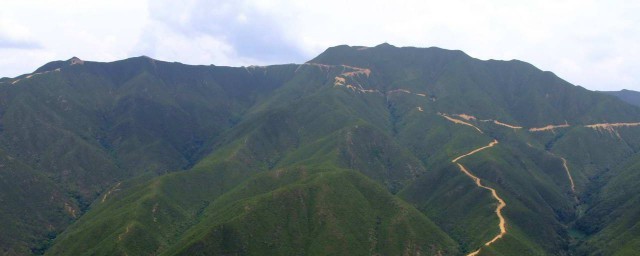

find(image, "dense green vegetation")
[2,44,640,255]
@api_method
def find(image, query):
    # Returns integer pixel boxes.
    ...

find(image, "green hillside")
[2,44,640,255]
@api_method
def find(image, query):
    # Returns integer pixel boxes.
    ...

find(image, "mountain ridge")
[602,89,640,107]
[2,44,640,255]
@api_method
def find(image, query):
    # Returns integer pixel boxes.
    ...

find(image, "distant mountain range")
[2,44,640,255]
[602,89,640,107]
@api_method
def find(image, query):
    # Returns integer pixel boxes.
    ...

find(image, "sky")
[1,0,638,91]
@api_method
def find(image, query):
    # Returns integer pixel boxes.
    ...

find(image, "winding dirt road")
[451,140,498,163]
[452,140,506,256]
[560,157,576,194]
[556,156,579,203]
[492,120,522,129]
[440,113,484,134]
[528,123,570,132]
[5,68,61,86]
[102,182,121,203]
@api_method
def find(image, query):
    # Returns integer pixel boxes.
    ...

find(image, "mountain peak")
[68,57,84,65]
[33,57,85,73]
[375,42,396,48]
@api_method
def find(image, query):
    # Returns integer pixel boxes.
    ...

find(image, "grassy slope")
[0,149,75,255]
[578,152,640,255]
[167,168,459,256]
[549,127,640,255]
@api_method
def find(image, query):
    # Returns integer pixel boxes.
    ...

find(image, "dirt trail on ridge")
[554,156,578,203]
[440,113,484,134]
[452,140,507,256]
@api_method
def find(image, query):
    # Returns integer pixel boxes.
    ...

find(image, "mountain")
[2,44,640,255]
[602,89,640,107]
[0,56,300,254]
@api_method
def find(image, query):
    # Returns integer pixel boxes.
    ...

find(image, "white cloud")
[131,22,261,66]
[0,0,639,91]
[0,0,147,76]
[0,16,41,49]
[139,0,306,63]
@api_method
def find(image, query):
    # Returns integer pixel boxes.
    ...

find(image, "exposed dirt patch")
[70,57,84,65]
[152,203,159,222]
[455,114,477,121]
[102,182,122,203]
[585,122,640,139]
[492,120,522,129]
[528,123,570,132]
[359,89,382,94]
[388,89,412,94]
[64,202,77,218]
[334,76,346,86]
[334,74,381,94]
[118,223,133,241]
[341,65,371,78]
[386,89,432,99]
[587,122,640,128]
[439,113,484,134]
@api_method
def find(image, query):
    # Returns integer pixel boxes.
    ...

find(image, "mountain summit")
[1,44,640,255]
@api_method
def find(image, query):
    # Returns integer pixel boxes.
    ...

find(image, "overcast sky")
[1,0,638,91]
